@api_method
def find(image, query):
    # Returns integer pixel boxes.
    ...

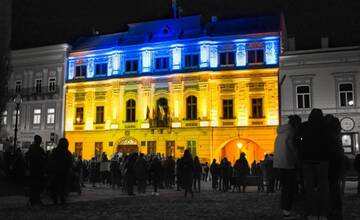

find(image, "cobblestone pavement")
[0,182,359,220]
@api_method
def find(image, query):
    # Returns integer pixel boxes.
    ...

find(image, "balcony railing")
[8,86,60,100]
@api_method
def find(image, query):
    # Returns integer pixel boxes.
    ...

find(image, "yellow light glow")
[141,123,150,129]
[110,124,119,129]
[200,121,209,127]
[172,122,181,128]
[174,100,179,118]
[211,120,217,127]
[237,142,243,149]
[202,98,207,117]
[85,120,93,130]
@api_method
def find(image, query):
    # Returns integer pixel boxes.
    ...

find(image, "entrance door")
[166,141,175,157]
[117,145,138,155]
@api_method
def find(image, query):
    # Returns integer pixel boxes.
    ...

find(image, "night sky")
[11,0,360,50]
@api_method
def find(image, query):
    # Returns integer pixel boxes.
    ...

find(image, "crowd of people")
[0,108,360,220]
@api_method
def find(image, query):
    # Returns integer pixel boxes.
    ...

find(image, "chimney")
[288,37,296,51]
[321,37,329,49]
[211,16,218,23]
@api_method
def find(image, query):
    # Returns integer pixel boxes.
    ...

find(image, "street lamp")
[13,94,22,153]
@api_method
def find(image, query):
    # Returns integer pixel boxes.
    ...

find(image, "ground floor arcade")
[65,126,277,164]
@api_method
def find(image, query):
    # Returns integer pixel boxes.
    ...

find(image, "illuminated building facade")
[65,16,282,164]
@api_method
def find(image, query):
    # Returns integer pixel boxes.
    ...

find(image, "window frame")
[247,49,264,65]
[95,106,105,124]
[186,96,197,120]
[33,108,41,125]
[46,108,55,124]
[15,80,22,93]
[95,63,108,76]
[184,54,199,69]
[219,51,236,67]
[296,85,312,109]
[48,77,56,92]
[35,79,42,94]
[75,65,87,78]
[125,59,139,73]
[75,107,84,124]
[1,110,7,126]
[154,57,170,71]
[222,99,234,119]
[126,99,136,122]
[338,82,355,107]
[251,98,264,119]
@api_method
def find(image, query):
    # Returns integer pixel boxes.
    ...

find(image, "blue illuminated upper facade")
[67,15,281,81]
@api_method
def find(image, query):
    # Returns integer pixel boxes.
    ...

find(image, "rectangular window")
[147,141,156,155]
[296,85,311,109]
[1,111,7,125]
[186,140,196,157]
[33,108,41,125]
[95,142,103,159]
[251,98,263,118]
[96,106,104,123]
[166,141,175,157]
[35,79,42,94]
[184,54,199,68]
[75,142,83,158]
[95,63,108,75]
[12,110,19,125]
[75,107,84,124]
[219,52,235,66]
[125,60,139,73]
[222,99,234,119]
[247,49,264,64]
[155,57,170,70]
[75,65,87,77]
[48,78,56,92]
[339,83,354,107]
[15,81,22,93]
[47,108,55,124]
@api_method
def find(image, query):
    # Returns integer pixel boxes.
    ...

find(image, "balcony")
[8,86,60,100]
[150,117,171,128]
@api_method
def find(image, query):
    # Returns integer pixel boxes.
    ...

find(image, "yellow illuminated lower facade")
[65,68,279,164]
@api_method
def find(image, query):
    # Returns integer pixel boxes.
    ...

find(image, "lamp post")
[13,94,22,153]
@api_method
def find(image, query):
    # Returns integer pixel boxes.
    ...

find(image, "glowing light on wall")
[172,122,181,128]
[265,41,279,65]
[107,58,113,77]
[87,58,94,78]
[202,98,207,118]
[236,43,246,67]
[112,53,120,73]
[209,46,218,68]
[65,119,73,131]
[68,60,75,80]
[85,120,93,130]
[200,121,209,127]
[141,123,150,129]
[172,47,181,70]
[142,50,151,73]
[174,100,179,118]
[200,45,210,68]
[110,124,118,129]
[210,109,218,127]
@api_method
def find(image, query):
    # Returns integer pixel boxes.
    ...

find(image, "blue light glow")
[265,40,279,65]
[87,58,94,78]
[236,43,246,67]
[200,45,209,68]
[68,60,75,80]
[262,36,279,41]
[112,53,120,74]
[142,50,152,73]
[107,58,113,77]
[172,47,181,70]
[209,45,218,68]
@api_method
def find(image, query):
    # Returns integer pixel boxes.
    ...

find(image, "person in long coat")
[126,153,137,195]
[210,159,219,190]
[26,135,45,206]
[49,138,73,204]
[149,156,162,195]
[134,153,148,194]
[234,153,250,192]
[181,149,194,198]
[193,156,202,192]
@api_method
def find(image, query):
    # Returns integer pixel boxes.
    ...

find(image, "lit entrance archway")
[219,138,265,165]
[116,137,139,155]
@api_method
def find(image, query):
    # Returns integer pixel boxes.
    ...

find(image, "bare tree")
[0,0,12,113]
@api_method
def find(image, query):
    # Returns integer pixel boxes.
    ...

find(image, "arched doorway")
[116,137,139,155]
[219,138,265,166]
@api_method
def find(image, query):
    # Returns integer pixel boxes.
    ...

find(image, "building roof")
[71,15,281,52]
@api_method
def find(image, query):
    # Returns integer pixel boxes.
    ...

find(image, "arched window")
[126,99,136,122]
[186,96,197,120]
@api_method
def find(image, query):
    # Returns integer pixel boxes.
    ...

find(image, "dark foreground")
[0,186,360,220]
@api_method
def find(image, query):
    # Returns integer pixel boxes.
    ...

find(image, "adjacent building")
[280,45,360,157]
[0,44,69,151]
[64,15,283,164]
